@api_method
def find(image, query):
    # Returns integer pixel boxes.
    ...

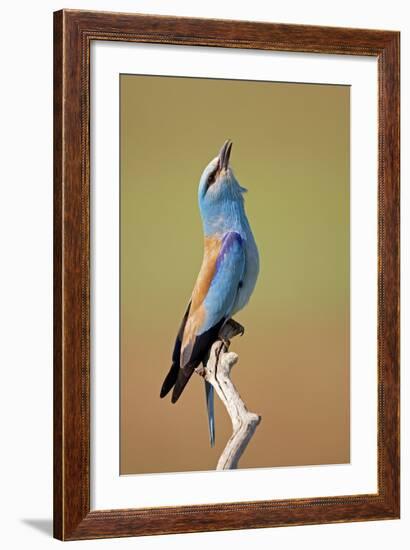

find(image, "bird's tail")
[205,380,215,447]
[160,361,179,398]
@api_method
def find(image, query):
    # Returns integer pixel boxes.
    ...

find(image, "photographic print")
[120,74,350,475]
[54,10,400,539]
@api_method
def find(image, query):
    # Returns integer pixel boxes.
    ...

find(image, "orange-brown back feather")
[180,236,222,366]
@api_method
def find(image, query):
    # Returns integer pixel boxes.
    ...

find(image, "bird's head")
[198,140,247,234]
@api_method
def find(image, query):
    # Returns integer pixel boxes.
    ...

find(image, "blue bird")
[160,140,259,446]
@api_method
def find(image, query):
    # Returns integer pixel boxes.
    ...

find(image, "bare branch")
[197,320,261,470]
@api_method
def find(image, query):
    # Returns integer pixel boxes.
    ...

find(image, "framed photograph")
[53,9,400,540]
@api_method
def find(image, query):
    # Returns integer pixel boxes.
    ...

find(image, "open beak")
[218,140,233,172]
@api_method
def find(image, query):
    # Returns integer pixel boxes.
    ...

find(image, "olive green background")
[120,74,350,475]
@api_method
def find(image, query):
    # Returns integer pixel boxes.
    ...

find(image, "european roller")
[160,140,259,446]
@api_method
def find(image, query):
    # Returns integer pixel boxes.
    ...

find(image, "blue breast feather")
[200,232,245,334]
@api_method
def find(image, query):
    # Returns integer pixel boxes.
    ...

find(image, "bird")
[160,140,259,447]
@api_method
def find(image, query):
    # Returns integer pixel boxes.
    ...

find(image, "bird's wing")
[171,232,245,402]
[159,301,191,398]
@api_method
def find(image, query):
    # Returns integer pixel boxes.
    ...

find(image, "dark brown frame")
[54,9,400,541]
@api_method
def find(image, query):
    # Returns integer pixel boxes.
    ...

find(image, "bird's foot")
[221,338,230,351]
[195,364,207,378]
[220,318,245,341]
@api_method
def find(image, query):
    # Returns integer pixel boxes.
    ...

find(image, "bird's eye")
[205,170,217,191]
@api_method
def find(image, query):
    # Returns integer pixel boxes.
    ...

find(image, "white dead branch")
[196,320,261,470]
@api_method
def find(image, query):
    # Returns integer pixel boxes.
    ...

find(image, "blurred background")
[120,74,350,474]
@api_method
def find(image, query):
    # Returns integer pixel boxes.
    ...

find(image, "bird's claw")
[221,338,230,351]
[220,318,245,340]
[195,365,207,377]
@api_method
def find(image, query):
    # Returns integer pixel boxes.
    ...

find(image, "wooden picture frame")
[53,9,400,540]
